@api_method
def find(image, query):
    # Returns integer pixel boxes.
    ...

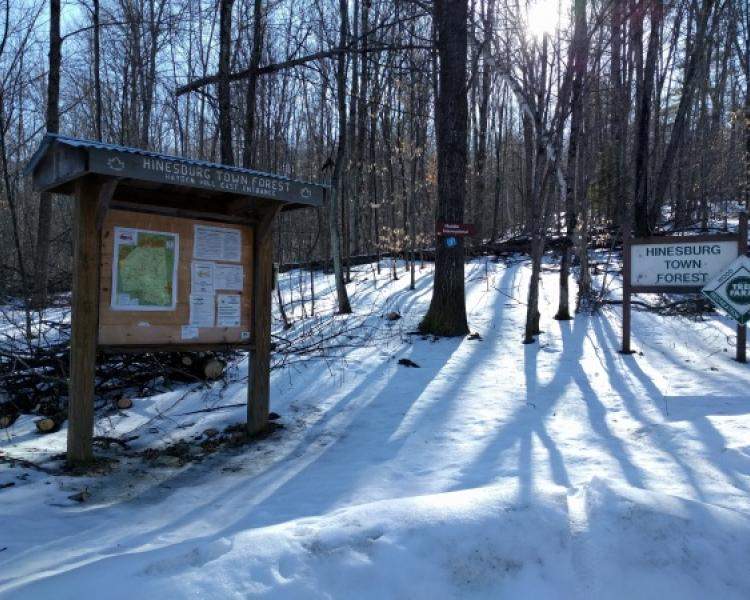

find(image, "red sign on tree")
[436,222,476,237]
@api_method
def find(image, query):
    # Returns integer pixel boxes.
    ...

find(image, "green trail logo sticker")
[727,277,750,304]
[703,256,750,324]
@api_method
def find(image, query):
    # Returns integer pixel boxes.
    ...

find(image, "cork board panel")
[98,209,253,347]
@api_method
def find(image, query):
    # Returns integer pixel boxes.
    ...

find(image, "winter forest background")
[0,0,749,311]
[3,2,750,596]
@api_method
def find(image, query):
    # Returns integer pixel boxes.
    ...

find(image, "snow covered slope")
[1,258,749,598]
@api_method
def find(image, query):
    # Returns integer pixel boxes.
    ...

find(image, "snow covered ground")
[1,257,750,599]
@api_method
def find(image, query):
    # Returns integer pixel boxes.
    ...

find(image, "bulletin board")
[98,209,254,348]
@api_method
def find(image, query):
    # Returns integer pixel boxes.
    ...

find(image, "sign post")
[621,215,746,359]
[701,213,749,362]
[621,227,632,354]
[738,213,747,363]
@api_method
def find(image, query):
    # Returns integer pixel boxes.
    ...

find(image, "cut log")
[179,352,226,380]
[36,417,59,433]
[201,358,225,380]
[0,414,17,429]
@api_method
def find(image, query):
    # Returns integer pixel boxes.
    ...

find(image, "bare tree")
[419,0,469,336]
[329,0,352,314]
[218,0,235,165]
[32,0,61,307]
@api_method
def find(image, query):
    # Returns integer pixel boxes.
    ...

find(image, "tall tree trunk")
[633,0,663,236]
[242,0,263,168]
[490,102,503,242]
[354,0,369,256]
[575,133,592,310]
[420,0,469,337]
[347,0,360,258]
[473,1,492,241]
[0,100,28,300]
[744,81,749,210]
[650,0,718,230]
[330,0,352,314]
[556,0,588,320]
[218,0,235,165]
[93,0,102,140]
[523,34,551,344]
[33,0,61,307]
[610,0,627,232]
[140,0,163,147]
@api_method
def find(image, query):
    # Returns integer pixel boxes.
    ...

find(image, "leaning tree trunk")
[419,0,469,337]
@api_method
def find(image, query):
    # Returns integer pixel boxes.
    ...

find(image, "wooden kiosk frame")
[26,134,325,465]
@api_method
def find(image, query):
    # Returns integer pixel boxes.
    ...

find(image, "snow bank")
[571,478,750,599]
[134,482,575,600]
[6,478,749,599]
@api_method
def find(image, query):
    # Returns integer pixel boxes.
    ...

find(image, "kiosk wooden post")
[25,134,325,465]
[68,177,120,465]
[68,179,101,464]
[248,205,281,434]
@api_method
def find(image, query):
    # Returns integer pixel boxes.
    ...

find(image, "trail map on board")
[111,227,179,311]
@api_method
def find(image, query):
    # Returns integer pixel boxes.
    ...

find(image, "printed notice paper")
[193,225,242,262]
[189,293,215,327]
[111,227,178,311]
[217,294,241,327]
[181,325,198,340]
[191,261,215,294]
[215,264,243,290]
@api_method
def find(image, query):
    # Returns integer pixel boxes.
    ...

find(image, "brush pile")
[0,317,234,429]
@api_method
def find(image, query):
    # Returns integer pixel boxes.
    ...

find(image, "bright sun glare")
[526,0,564,39]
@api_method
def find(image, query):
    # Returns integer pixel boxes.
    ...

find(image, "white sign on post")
[630,240,738,288]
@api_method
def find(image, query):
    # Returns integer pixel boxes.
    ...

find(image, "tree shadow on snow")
[454,312,646,503]
[591,314,750,500]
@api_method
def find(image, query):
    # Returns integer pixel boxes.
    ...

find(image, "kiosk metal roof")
[26,133,326,211]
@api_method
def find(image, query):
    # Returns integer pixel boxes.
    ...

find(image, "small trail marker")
[702,256,750,325]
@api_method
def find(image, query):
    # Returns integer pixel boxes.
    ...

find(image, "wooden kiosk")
[25,134,325,465]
